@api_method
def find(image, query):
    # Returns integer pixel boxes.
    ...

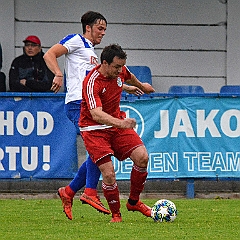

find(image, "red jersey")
[79,65,131,130]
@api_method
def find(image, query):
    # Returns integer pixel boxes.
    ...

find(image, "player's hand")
[51,76,63,93]
[120,118,136,129]
[125,86,144,96]
[141,83,155,94]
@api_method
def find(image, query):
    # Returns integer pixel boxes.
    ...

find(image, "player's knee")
[139,152,149,166]
[99,161,116,185]
[131,146,149,167]
[102,170,116,185]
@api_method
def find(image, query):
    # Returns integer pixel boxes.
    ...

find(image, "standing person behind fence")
[9,35,54,92]
[0,42,6,92]
[79,44,155,222]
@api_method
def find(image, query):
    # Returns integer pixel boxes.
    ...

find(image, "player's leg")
[86,155,100,189]
[58,161,86,220]
[60,101,109,217]
[97,157,122,222]
[69,161,87,192]
[58,101,84,220]
[81,130,121,222]
[57,101,87,219]
[126,145,151,217]
[113,129,151,217]
[79,155,110,214]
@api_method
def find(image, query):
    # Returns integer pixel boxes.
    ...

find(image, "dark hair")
[100,44,127,64]
[81,11,107,34]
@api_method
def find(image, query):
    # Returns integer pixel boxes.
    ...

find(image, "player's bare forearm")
[44,45,64,75]
[125,73,155,94]
[44,44,68,93]
[123,84,144,96]
[90,107,136,129]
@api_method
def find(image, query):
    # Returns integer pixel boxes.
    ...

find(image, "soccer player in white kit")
[44,11,145,220]
[44,11,110,220]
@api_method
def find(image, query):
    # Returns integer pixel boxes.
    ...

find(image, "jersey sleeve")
[59,34,82,53]
[83,70,102,110]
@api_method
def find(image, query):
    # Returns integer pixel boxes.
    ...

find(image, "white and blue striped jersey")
[59,34,98,104]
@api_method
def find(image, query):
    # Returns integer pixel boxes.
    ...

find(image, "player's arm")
[43,44,68,93]
[122,84,144,96]
[90,107,136,129]
[125,73,155,94]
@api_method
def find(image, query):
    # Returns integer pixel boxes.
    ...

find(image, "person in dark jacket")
[0,42,2,70]
[0,42,6,92]
[9,35,54,92]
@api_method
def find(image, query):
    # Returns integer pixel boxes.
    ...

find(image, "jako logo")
[120,105,144,137]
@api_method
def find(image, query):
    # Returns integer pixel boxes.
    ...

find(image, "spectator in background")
[9,35,54,92]
[0,42,6,92]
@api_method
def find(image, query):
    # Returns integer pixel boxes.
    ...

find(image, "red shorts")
[81,127,143,164]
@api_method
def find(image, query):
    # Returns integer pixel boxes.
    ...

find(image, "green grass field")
[0,198,239,240]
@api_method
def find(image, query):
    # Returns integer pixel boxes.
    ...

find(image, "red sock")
[129,164,148,201]
[84,188,97,196]
[65,185,75,198]
[102,182,120,214]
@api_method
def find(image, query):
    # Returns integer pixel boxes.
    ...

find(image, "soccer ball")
[151,199,178,222]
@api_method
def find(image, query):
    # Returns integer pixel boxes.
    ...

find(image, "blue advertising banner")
[1,94,240,180]
[113,97,240,179]
[0,94,78,179]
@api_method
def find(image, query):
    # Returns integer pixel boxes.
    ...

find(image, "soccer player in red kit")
[79,44,155,222]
